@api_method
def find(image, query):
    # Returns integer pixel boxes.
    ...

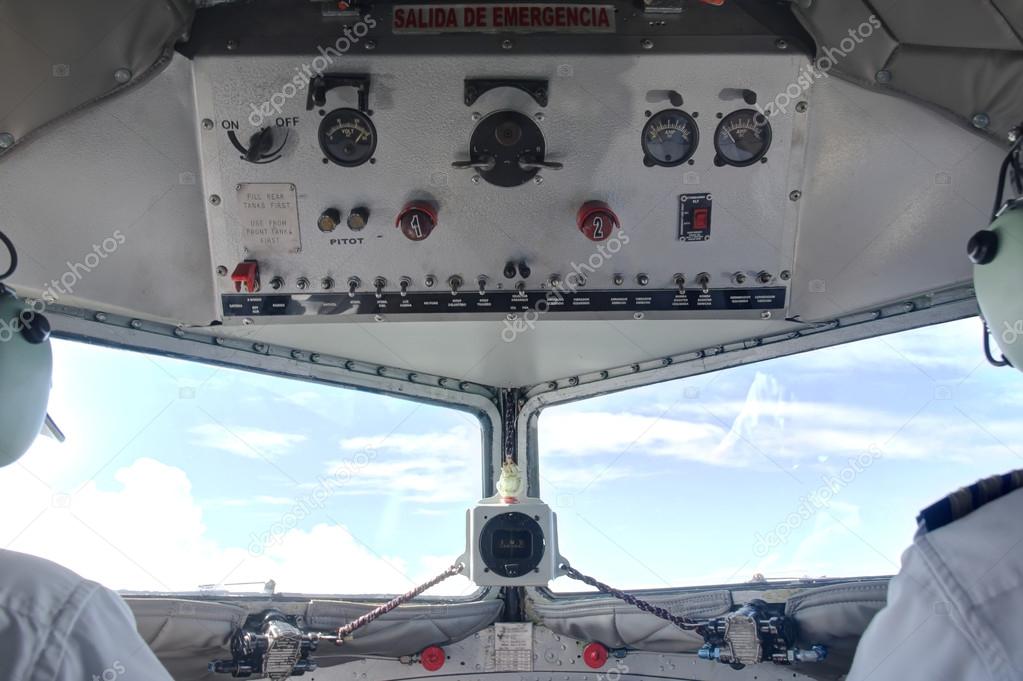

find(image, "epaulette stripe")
[917,469,1023,532]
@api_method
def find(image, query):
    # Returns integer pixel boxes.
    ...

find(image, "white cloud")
[320,425,483,504]
[188,423,308,460]
[0,454,466,595]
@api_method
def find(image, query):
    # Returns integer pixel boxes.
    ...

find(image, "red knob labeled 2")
[396,202,438,241]
[577,201,620,242]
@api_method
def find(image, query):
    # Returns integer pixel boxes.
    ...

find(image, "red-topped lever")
[230,261,259,293]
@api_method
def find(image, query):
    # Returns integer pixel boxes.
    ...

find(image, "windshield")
[540,317,1022,590]
[0,339,481,596]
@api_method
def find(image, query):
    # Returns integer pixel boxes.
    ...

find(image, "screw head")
[795,101,808,113]
[533,175,544,185]
[202,118,214,130]
[780,269,792,281]
[364,40,376,50]
[971,113,991,129]
[789,190,802,202]
[875,69,892,83]
[471,174,481,184]
[534,112,545,122]
[501,39,513,49]
[761,310,772,320]
[0,132,14,149]
[775,38,788,49]
[226,39,238,50]
[216,265,228,276]
[94,312,108,322]
[640,38,654,49]
[209,194,221,205]
[113,68,132,83]
[129,319,143,329]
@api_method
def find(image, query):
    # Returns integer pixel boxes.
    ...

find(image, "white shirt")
[846,488,1023,680]
[0,550,174,681]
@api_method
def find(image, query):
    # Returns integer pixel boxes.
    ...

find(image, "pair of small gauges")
[641,108,772,168]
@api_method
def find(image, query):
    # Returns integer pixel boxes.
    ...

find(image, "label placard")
[392,4,615,34]
[488,622,533,672]
[236,183,301,255]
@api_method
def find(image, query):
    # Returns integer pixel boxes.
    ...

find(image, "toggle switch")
[396,202,437,241]
[347,276,361,298]
[673,273,686,292]
[448,275,463,296]
[399,276,411,297]
[477,276,488,295]
[696,272,711,293]
[373,277,386,299]
[230,261,259,293]
[576,200,620,242]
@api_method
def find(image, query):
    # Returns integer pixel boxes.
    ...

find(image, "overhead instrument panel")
[192,24,809,324]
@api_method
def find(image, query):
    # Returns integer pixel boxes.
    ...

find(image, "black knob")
[348,207,369,231]
[317,208,341,232]
[517,260,531,278]
[20,312,50,344]
[967,230,999,265]
[503,261,517,279]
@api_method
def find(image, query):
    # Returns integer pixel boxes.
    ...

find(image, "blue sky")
[2,316,1021,595]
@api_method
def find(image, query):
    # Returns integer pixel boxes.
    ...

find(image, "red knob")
[420,645,445,671]
[582,642,609,669]
[396,202,438,241]
[576,201,620,242]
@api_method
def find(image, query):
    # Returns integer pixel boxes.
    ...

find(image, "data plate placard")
[236,182,301,255]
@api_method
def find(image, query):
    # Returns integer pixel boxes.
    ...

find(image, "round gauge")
[318,107,377,167]
[641,109,699,167]
[714,109,772,167]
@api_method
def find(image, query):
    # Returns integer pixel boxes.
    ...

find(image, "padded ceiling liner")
[0,0,192,156]
[793,0,1023,141]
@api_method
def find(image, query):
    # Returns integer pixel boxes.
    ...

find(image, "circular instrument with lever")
[452,110,562,187]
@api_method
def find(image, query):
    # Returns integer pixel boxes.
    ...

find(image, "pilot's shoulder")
[0,549,101,619]
[917,468,1023,534]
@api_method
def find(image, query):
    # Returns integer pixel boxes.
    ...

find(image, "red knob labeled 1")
[396,202,438,241]
[577,201,620,242]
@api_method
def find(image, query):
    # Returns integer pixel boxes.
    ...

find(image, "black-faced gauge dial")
[641,109,699,167]
[714,109,772,167]
[318,107,377,167]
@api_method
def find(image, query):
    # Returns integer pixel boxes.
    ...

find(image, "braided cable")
[335,562,465,642]
[559,563,707,631]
